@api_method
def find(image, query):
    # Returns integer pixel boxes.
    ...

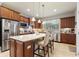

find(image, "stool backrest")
[43,31,50,46]
[49,32,57,41]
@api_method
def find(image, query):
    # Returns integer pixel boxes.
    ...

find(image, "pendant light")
[38,19,41,23]
[32,3,36,22]
[42,4,44,19]
[41,4,45,25]
[38,2,41,23]
[32,17,36,21]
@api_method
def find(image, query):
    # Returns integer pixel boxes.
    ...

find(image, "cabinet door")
[20,16,24,22]
[12,11,20,21]
[61,18,66,28]
[25,18,28,23]
[0,7,12,19]
[60,34,68,43]
[16,41,23,57]
[22,17,28,23]
[38,23,42,28]
[65,17,74,28]
[28,18,30,24]
[67,34,76,45]
[60,34,76,45]
[10,39,16,57]
[61,16,75,28]
[35,21,38,28]
[69,17,75,28]
[24,41,33,57]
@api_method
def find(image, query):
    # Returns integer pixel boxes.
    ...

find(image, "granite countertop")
[10,33,46,42]
[61,33,76,34]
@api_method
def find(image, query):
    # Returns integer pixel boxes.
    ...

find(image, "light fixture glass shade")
[32,17,36,21]
[38,19,41,23]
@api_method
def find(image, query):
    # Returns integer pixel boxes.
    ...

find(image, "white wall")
[76,2,79,56]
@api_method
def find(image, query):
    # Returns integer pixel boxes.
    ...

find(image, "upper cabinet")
[12,11,20,21]
[0,6,12,19]
[0,6,30,23]
[60,16,75,28]
[20,16,28,23]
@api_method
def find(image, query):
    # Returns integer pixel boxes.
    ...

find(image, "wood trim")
[0,6,20,14]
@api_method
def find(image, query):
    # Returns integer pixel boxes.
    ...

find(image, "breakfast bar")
[9,33,46,57]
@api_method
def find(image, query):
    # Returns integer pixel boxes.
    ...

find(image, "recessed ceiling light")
[53,9,57,12]
[26,8,30,12]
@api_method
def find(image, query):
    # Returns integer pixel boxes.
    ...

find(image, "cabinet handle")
[27,45,31,49]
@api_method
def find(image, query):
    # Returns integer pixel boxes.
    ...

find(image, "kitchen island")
[9,33,46,57]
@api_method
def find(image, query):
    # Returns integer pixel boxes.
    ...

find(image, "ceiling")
[1,2,77,18]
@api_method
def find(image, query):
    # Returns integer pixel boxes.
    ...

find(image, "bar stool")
[48,33,55,53]
[34,31,50,57]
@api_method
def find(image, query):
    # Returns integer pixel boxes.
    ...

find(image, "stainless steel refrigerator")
[0,19,19,52]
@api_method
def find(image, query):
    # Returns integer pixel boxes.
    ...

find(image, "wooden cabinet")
[0,6,30,23]
[38,23,42,28]
[34,20,42,28]
[24,41,33,57]
[20,16,28,23]
[28,18,31,24]
[61,34,68,43]
[10,39,33,57]
[0,6,12,19]
[12,11,20,21]
[33,21,38,28]
[60,33,76,45]
[61,16,75,28]
[10,39,16,57]
[16,41,23,57]
[67,34,76,44]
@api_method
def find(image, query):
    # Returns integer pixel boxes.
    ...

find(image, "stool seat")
[38,40,45,47]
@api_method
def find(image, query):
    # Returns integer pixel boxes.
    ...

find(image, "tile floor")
[0,42,76,57]
[51,42,76,57]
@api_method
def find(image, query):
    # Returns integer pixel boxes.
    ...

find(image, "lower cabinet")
[60,33,76,45]
[24,41,33,57]
[10,39,33,57]
[10,39,16,57]
[16,41,23,57]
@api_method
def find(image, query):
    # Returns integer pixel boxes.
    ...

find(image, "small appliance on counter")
[19,27,24,34]
[61,28,75,34]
